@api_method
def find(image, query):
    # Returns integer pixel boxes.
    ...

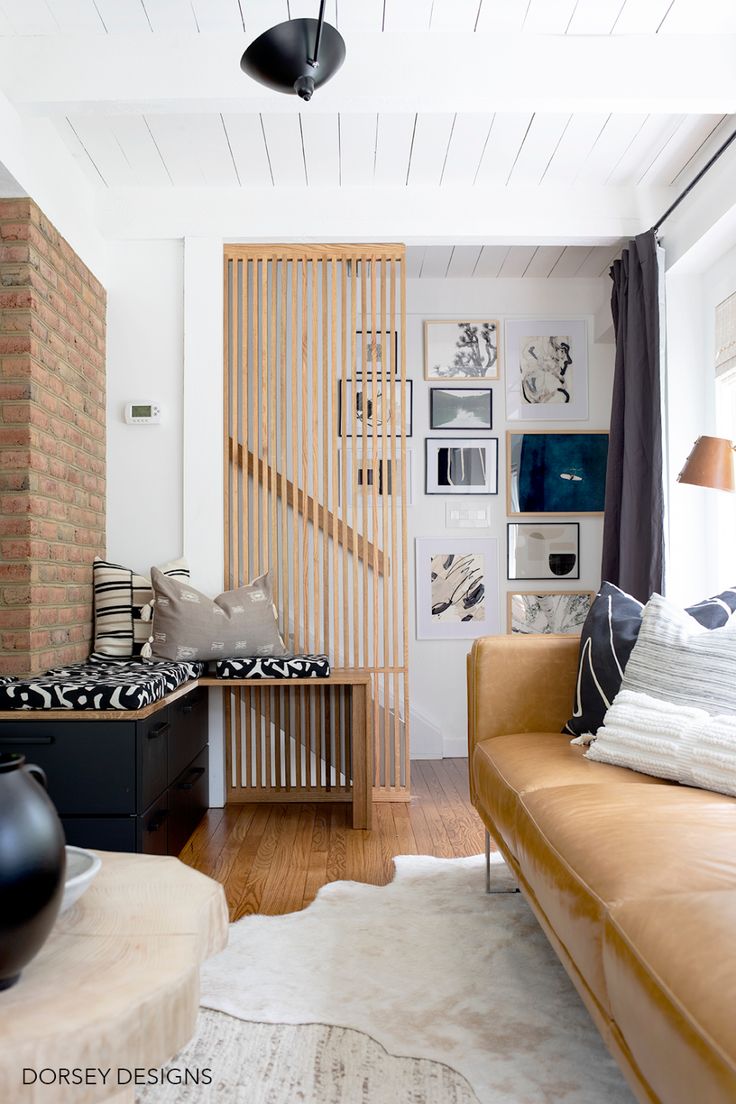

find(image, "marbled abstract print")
[430,552,485,623]
[510,592,592,635]
[520,336,572,404]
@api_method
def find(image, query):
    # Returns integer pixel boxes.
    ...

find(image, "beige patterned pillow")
[149,569,287,663]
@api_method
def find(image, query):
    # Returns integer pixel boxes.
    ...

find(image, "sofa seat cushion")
[516,784,736,1013]
[473,733,666,858]
[604,892,736,1104]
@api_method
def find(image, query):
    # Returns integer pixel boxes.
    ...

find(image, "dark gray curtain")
[601,229,665,602]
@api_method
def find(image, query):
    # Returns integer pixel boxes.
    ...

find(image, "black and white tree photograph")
[425,320,500,382]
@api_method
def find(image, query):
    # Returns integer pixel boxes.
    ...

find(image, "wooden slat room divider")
[223,244,409,802]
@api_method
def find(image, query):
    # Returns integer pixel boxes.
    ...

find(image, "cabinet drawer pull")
[147,809,169,833]
[147,722,170,740]
[0,735,54,745]
[177,766,205,791]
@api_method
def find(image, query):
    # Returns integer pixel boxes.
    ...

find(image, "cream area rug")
[144,854,634,1104]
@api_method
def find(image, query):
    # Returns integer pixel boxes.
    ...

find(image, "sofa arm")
[467,635,580,799]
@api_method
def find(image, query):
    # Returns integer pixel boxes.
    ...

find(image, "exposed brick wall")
[0,199,106,676]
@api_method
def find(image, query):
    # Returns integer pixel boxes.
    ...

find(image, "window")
[714,291,736,586]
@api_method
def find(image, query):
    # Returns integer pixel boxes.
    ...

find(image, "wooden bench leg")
[350,683,372,830]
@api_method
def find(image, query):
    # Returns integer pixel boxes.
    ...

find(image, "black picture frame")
[355,329,400,377]
[506,522,581,581]
[338,378,413,438]
[425,437,499,495]
[429,387,493,431]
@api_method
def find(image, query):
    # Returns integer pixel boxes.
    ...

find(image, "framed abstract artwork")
[339,379,412,437]
[424,320,500,383]
[355,329,399,377]
[429,387,493,431]
[415,537,500,640]
[507,591,594,635]
[507,523,580,581]
[339,447,413,506]
[425,437,498,495]
[505,318,588,421]
[507,431,608,515]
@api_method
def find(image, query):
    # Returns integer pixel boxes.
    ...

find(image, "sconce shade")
[677,435,736,492]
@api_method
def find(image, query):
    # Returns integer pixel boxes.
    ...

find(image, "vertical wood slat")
[224,245,409,802]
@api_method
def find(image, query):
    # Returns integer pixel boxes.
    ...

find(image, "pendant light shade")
[240,7,345,102]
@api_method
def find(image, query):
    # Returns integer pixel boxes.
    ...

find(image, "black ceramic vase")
[0,753,66,990]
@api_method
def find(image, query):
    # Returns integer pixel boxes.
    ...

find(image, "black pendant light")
[240,0,346,102]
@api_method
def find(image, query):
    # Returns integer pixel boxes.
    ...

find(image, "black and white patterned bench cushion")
[215,655,330,679]
[0,654,205,711]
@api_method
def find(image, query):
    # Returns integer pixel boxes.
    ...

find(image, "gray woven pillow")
[149,568,287,663]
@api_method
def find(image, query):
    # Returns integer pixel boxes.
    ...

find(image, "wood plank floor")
[179,758,486,921]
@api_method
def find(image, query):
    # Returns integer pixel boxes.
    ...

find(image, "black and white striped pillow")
[93,556,189,657]
[565,581,736,740]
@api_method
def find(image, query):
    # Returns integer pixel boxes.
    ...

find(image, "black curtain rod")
[650,126,736,235]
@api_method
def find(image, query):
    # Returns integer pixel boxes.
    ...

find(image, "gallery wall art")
[507,523,580,580]
[339,379,413,437]
[429,387,493,430]
[505,318,588,421]
[507,431,608,515]
[424,320,500,383]
[425,438,498,495]
[355,329,398,377]
[339,447,413,506]
[416,537,500,639]
[508,591,593,635]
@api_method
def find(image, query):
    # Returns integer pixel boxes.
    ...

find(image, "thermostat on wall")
[124,402,161,425]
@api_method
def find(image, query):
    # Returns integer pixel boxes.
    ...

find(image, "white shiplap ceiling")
[0,0,734,250]
[0,0,735,35]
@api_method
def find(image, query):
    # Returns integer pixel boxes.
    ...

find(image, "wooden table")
[0,851,228,1104]
[200,671,373,830]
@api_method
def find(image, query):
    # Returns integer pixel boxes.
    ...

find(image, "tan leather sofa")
[467,634,736,1104]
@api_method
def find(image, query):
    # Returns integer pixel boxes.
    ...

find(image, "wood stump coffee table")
[0,851,228,1103]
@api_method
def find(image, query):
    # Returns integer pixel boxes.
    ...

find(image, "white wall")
[406,277,614,755]
[106,240,185,570]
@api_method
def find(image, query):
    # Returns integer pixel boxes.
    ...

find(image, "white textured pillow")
[586,688,736,797]
[618,593,736,715]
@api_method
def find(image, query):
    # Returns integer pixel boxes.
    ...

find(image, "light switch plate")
[445,503,491,529]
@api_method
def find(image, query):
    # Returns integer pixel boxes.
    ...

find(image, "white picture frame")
[425,437,498,495]
[424,320,500,383]
[415,537,500,640]
[339,447,413,506]
[505,318,588,421]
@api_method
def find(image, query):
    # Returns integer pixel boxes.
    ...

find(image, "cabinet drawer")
[0,721,136,815]
[137,707,169,811]
[168,688,208,784]
[61,816,137,853]
[168,746,208,856]
[137,792,169,856]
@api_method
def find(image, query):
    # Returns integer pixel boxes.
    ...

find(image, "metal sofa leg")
[485,830,491,893]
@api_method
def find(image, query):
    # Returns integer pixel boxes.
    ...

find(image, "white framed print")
[425,438,498,495]
[339,378,412,437]
[339,447,413,506]
[424,320,500,383]
[505,318,588,421]
[416,537,500,640]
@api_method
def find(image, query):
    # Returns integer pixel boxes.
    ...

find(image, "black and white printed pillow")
[93,556,189,657]
[564,581,736,741]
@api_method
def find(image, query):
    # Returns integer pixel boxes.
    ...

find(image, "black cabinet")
[0,687,209,856]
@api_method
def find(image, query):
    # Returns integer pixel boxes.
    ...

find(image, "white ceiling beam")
[5,34,736,116]
[94,182,667,241]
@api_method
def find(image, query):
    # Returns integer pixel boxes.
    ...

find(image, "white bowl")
[60,846,102,914]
